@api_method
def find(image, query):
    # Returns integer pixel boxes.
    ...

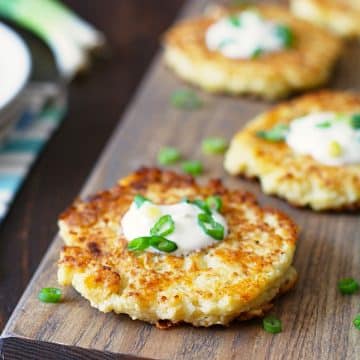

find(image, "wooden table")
[0,0,184,332]
[1,0,360,358]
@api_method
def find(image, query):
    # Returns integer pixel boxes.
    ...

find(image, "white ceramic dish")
[0,21,31,111]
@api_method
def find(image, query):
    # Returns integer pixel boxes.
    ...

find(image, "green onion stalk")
[0,0,106,79]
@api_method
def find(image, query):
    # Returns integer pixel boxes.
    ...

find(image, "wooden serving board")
[1,0,360,359]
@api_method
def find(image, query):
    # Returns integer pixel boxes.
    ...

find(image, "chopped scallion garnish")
[182,160,203,176]
[228,15,241,27]
[149,236,178,253]
[218,38,235,49]
[256,124,289,142]
[202,137,228,155]
[316,121,332,128]
[171,89,202,110]
[251,48,263,59]
[350,114,360,129]
[275,25,294,48]
[38,287,62,303]
[150,215,175,237]
[263,316,282,334]
[197,213,225,240]
[186,196,222,213]
[206,196,222,212]
[191,199,211,215]
[128,236,177,253]
[338,278,360,295]
[157,147,181,166]
[134,194,149,208]
[127,237,150,251]
[231,0,253,5]
[353,314,360,330]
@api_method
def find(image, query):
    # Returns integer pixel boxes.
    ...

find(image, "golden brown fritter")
[225,91,360,211]
[163,4,342,100]
[291,0,360,37]
[58,168,298,327]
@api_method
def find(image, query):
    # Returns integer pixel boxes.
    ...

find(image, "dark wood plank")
[0,0,184,332]
[0,337,146,360]
[2,0,360,359]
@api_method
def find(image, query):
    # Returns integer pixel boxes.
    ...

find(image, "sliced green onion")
[231,0,253,5]
[256,124,289,142]
[228,15,242,27]
[275,25,294,48]
[0,0,105,79]
[150,236,178,253]
[338,278,360,295]
[206,196,222,212]
[202,137,228,155]
[192,199,211,215]
[263,316,282,334]
[157,239,177,253]
[316,121,332,128]
[353,314,360,330]
[157,147,181,166]
[186,197,222,214]
[218,38,235,49]
[251,48,263,59]
[350,114,360,129]
[182,160,203,176]
[150,215,175,237]
[197,213,225,240]
[134,194,149,208]
[38,287,62,303]
[128,236,177,253]
[127,237,150,251]
[171,89,202,110]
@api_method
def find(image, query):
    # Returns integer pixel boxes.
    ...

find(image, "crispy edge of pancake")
[58,168,298,327]
[157,266,297,329]
[224,91,360,211]
[291,0,360,37]
[163,4,342,100]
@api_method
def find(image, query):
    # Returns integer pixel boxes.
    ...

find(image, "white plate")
[0,22,31,110]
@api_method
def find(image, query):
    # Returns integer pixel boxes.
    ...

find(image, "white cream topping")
[121,201,228,256]
[205,11,286,59]
[286,112,360,166]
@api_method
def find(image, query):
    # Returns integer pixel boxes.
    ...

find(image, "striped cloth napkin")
[0,82,67,221]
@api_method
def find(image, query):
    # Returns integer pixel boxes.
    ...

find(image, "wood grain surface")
[2,0,360,359]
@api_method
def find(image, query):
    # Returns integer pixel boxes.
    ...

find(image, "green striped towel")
[0,83,67,220]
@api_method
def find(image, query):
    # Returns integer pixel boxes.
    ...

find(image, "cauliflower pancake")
[225,91,360,211]
[291,0,360,38]
[58,168,297,328]
[163,4,342,100]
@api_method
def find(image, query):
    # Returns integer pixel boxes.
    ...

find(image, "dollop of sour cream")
[121,200,228,256]
[205,11,287,59]
[286,112,360,166]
